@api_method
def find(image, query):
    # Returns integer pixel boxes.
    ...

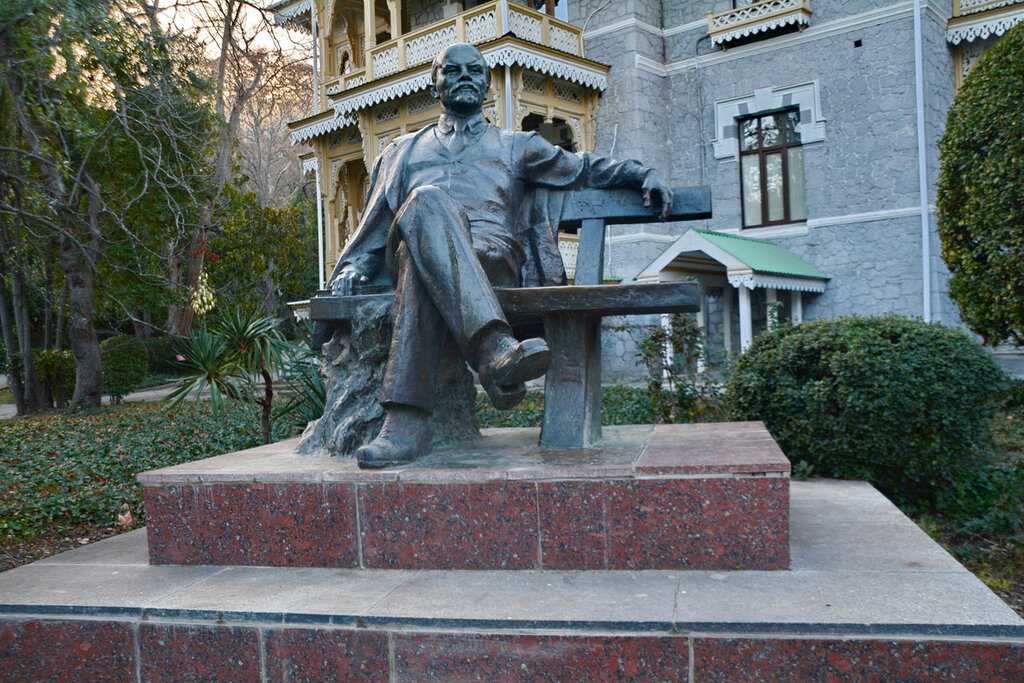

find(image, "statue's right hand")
[331,266,369,296]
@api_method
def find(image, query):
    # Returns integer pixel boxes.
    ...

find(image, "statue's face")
[432,44,489,115]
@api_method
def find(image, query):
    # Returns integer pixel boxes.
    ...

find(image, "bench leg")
[539,312,602,448]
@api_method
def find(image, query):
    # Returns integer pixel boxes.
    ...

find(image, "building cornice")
[582,16,705,41]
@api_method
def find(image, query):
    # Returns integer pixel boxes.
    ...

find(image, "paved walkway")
[0,383,180,420]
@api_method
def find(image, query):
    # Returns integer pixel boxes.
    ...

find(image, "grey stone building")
[566,0,1023,379]
[273,0,1024,379]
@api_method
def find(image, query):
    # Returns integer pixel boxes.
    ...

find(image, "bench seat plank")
[310,282,699,321]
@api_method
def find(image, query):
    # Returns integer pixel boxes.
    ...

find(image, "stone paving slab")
[1,480,1020,638]
[137,424,790,487]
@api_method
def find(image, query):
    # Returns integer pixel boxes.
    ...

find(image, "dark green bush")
[143,335,182,374]
[725,315,1006,510]
[33,348,75,408]
[100,335,149,403]
[474,385,659,428]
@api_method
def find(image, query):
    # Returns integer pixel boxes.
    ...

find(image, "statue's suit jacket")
[326,123,574,292]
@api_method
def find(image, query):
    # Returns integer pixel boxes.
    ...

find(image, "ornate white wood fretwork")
[373,46,400,77]
[291,112,358,145]
[508,10,542,43]
[406,90,437,115]
[330,43,607,120]
[956,0,1023,15]
[709,0,812,47]
[522,70,547,93]
[466,10,499,44]
[269,0,311,32]
[406,24,458,66]
[553,79,583,103]
[549,25,579,55]
[959,34,995,82]
[947,8,1024,43]
[726,271,826,293]
[373,102,399,122]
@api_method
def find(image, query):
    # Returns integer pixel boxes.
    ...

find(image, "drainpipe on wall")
[315,164,325,289]
[913,0,933,322]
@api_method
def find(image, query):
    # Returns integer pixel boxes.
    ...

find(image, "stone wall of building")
[572,1,969,380]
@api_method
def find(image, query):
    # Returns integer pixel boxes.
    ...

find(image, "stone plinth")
[138,423,791,571]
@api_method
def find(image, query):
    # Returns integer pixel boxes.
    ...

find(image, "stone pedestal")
[3,479,1023,680]
[139,423,791,571]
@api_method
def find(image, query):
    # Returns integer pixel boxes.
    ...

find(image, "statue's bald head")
[431,43,491,115]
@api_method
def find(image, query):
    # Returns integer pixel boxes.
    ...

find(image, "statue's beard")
[441,85,486,114]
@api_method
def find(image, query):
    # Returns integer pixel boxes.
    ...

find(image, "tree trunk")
[11,267,44,410]
[0,278,27,415]
[261,366,273,444]
[55,280,67,351]
[61,174,104,411]
[43,263,53,350]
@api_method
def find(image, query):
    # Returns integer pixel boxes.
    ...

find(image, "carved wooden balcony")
[366,0,582,81]
[708,0,812,48]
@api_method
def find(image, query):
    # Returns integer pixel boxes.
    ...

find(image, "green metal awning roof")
[635,228,829,294]
[690,229,827,280]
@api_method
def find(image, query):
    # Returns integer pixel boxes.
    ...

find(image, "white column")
[363,0,376,48]
[723,285,734,354]
[386,0,400,38]
[765,287,777,329]
[738,284,753,350]
[792,291,803,324]
[695,286,706,374]
[504,66,514,130]
[314,162,325,289]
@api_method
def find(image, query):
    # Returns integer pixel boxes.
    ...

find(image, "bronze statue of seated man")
[325,43,672,469]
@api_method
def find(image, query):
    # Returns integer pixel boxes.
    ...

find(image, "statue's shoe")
[481,379,527,411]
[480,337,552,388]
[356,436,420,469]
[356,406,432,469]
[478,337,549,410]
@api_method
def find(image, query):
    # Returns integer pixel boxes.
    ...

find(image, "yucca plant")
[275,325,326,430]
[167,309,288,444]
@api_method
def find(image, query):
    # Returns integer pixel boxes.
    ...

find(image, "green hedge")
[475,385,658,429]
[100,335,149,402]
[725,315,1006,510]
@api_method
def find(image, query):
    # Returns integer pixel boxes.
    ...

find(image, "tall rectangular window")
[739,108,807,228]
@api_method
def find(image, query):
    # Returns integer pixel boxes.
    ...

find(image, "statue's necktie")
[444,126,467,157]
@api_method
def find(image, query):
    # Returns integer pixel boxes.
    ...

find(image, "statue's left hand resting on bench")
[322,43,673,469]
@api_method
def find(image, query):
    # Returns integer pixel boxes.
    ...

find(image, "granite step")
[0,480,1021,680]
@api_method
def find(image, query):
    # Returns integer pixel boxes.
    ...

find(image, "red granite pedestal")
[139,422,791,571]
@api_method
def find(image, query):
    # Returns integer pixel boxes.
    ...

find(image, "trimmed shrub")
[100,335,149,403]
[937,23,1024,345]
[725,315,1006,510]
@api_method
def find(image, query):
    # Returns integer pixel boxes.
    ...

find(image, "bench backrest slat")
[558,186,712,226]
[563,186,712,286]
